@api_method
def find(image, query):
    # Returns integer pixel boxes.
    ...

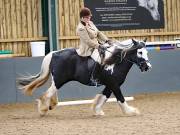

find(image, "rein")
[124,58,136,64]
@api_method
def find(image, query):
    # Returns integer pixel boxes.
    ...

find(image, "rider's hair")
[80,7,92,18]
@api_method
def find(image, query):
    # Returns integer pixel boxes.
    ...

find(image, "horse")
[17,38,152,116]
[137,0,160,21]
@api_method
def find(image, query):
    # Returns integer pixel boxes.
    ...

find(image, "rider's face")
[82,15,91,23]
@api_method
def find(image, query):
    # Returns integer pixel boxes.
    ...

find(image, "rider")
[76,7,111,57]
[76,7,111,85]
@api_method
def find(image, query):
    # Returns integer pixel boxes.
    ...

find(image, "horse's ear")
[132,39,138,45]
[143,38,147,43]
[125,39,139,52]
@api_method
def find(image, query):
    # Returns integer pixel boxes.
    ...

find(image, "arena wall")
[0,50,180,104]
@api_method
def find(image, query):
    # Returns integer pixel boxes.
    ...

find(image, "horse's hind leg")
[49,91,58,110]
[92,87,112,116]
[36,81,58,116]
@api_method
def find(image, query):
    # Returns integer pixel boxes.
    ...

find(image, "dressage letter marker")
[57,97,134,106]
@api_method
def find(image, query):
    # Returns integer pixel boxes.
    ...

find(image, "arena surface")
[0,92,180,135]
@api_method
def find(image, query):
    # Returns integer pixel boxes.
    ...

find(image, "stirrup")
[89,78,101,87]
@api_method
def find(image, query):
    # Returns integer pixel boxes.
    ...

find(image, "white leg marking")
[92,94,107,116]
[46,81,57,98]
[118,101,140,116]
[36,80,58,116]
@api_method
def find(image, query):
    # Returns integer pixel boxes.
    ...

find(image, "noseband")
[124,57,149,68]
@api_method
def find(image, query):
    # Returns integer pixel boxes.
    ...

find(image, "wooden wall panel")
[58,0,180,50]
[0,0,180,56]
[0,0,43,56]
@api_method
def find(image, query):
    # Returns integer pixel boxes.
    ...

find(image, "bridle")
[102,45,149,67]
[124,57,149,67]
[124,52,150,69]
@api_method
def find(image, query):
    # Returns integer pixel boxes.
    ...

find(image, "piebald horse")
[17,39,152,116]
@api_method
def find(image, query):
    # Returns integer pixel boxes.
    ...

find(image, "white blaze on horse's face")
[137,48,148,60]
[137,47,152,68]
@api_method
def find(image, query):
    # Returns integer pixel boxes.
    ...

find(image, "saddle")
[91,42,112,65]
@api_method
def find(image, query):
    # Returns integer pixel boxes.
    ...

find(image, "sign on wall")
[84,0,164,30]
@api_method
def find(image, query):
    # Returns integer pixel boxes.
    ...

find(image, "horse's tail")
[17,52,54,96]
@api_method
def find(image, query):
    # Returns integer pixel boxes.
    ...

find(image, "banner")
[84,0,164,30]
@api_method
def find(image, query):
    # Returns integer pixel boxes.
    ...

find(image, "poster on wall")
[84,0,164,30]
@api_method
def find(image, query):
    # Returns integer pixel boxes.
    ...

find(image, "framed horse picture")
[84,0,165,30]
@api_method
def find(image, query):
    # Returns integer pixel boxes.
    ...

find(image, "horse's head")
[102,38,151,72]
[125,38,152,72]
[137,0,160,21]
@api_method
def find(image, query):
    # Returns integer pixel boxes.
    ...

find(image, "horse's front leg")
[92,87,112,116]
[113,87,140,116]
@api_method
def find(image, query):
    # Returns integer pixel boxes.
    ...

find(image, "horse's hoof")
[92,106,105,116]
[134,108,140,115]
[36,99,49,116]
[38,108,48,116]
[39,113,46,117]
[93,109,105,116]
[94,112,105,116]
[124,107,140,116]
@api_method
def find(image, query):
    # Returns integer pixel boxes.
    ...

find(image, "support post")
[41,0,50,54]
[48,0,59,51]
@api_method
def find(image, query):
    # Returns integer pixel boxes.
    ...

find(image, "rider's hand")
[80,21,86,26]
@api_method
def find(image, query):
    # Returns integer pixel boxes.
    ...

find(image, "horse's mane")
[104,48,124,65]
[103,39,133,65]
